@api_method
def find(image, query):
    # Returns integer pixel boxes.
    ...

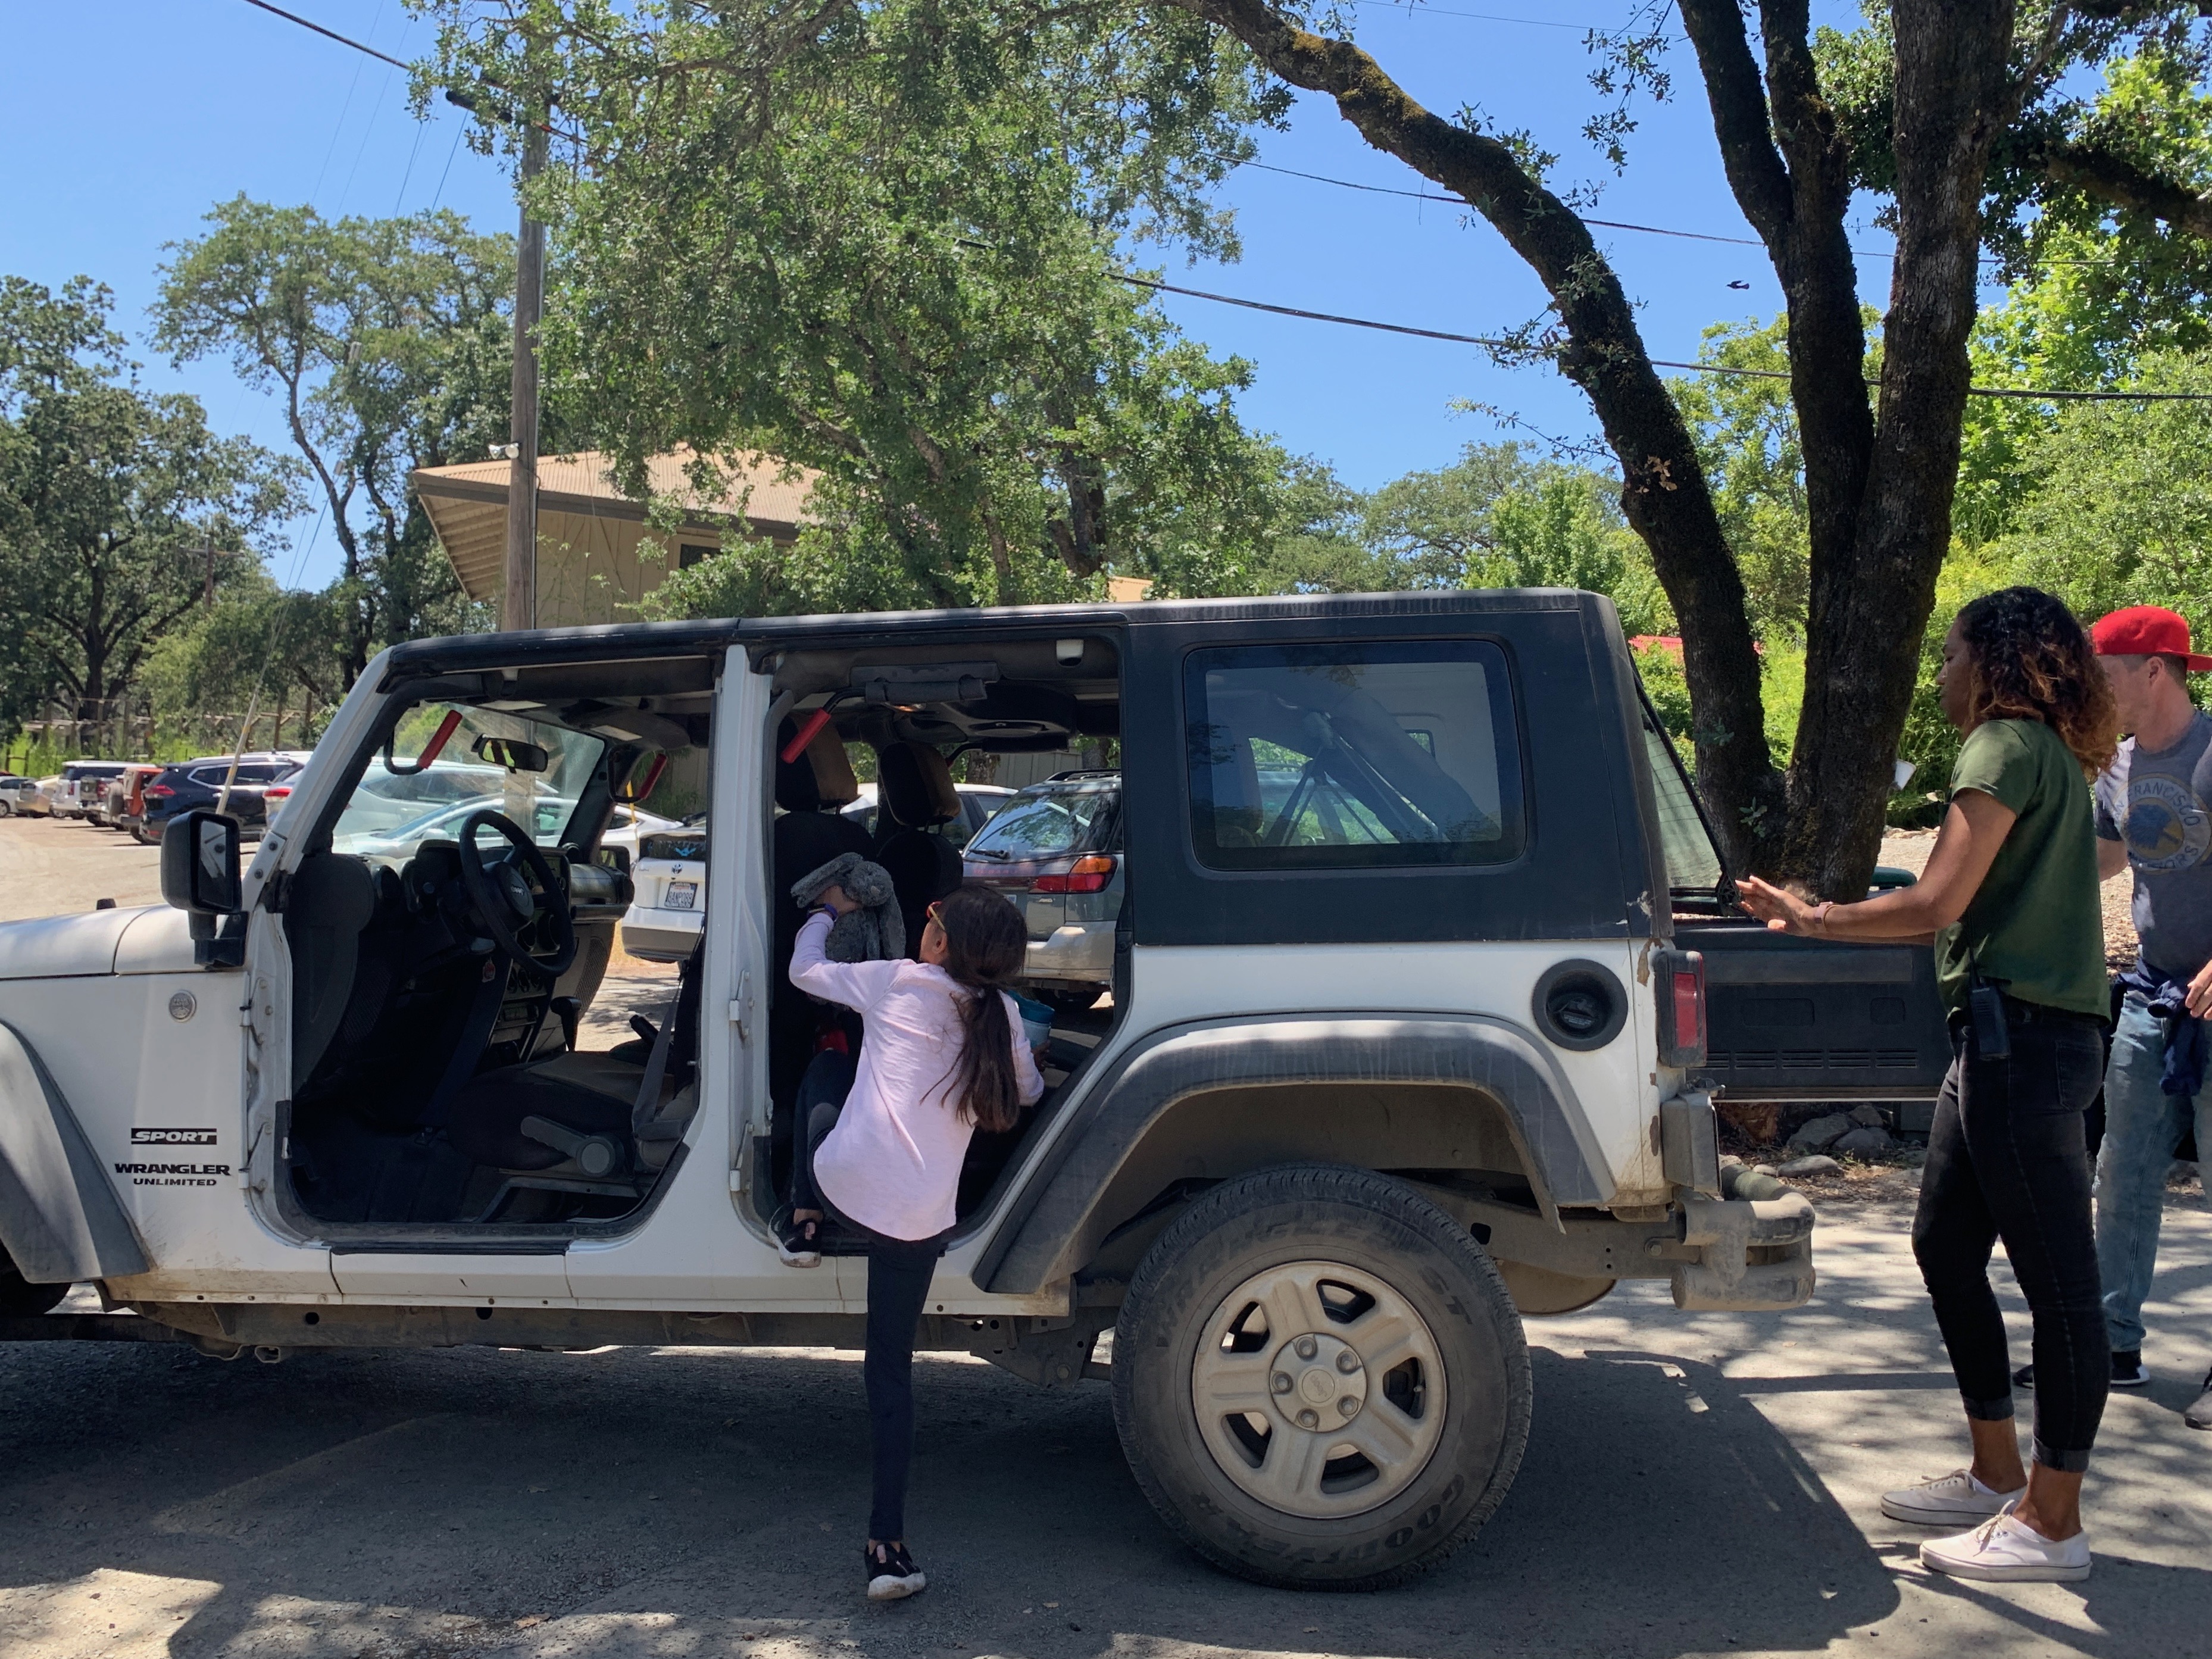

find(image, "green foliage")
[154,198,511,677]
[1816,5,2212,260]
[0,276,298,738]
[1955,51,2212,545]
[1635,641,1692,755]
[423,0,1294,610]
[1247,440,1672,632]
[1991,350,2212,644]
[143,579,348,748]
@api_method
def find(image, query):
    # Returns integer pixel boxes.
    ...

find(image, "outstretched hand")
[2188,957,2212,1020]
[1736,874,1817,936]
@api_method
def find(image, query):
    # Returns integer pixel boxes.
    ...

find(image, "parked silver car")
[0,774,51,817]
[960,770,1121,1008]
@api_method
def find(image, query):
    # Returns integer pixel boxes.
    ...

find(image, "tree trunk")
[1781,0,2019,898]
[1156,0,1786,873]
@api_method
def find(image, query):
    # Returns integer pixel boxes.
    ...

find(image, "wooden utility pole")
[501,113,548,633]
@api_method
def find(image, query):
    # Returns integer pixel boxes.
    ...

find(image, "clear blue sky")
[1,1,1960,589]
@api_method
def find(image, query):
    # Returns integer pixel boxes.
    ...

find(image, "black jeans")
[789,1071,948,1542]
[1913,1003,2108,1473]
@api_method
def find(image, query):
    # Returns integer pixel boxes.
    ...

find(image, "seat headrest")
[775,716,860,811]
[877,742,961,829]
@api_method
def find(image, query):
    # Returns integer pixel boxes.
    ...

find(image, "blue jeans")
[2094,991,2212,1352]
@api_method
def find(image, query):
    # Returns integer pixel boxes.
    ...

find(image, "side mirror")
[162,811,242,916]
[594,845,632,876]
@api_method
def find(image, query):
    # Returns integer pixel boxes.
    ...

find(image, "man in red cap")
[2070,605,2212,1429]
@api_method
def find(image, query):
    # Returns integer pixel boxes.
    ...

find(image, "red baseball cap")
[2091,605,2212,671]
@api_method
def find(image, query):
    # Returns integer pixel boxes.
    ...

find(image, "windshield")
[964,778,1119,861]
[331,704,606,858]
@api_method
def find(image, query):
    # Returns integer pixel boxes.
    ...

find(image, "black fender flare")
[978,1013,1611,1295]
[0,1021,148,1284]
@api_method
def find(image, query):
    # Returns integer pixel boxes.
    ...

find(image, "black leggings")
[1913,1006,2108,1473]
[790,1075,947,1542]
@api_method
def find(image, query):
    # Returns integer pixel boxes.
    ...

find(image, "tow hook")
[1667,1190,1817,1311]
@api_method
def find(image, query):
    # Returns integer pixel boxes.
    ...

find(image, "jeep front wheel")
[1111,1164,1530,1590]
[0,1245,68,1318]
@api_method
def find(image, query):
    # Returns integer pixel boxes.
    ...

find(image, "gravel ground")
[0,815,167,921]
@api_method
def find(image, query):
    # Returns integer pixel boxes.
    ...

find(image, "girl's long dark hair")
[935,885,1030,1133]
[1955,586,2120,779]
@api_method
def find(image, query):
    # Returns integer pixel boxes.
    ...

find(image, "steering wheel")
[455,810,579,977]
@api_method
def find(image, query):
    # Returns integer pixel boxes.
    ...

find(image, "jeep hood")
[0,906,198,980]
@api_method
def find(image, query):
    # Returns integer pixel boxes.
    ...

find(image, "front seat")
[443,942,705,1176]
[872,741,964,957]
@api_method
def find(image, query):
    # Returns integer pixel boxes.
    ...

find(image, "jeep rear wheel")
[1111,1164,1530,1590]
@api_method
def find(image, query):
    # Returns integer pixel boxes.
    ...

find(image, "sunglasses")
[926,900,944,927]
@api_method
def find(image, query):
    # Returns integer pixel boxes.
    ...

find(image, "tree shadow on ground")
[0,1338,1930,1659]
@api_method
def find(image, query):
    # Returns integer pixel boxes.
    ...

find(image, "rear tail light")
[142,784,173,800]
[264,785,292,799]
[1654,946,1707,1068]
[1030,854,1116,894]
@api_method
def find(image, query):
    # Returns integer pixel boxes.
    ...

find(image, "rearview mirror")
[472,734,550,773]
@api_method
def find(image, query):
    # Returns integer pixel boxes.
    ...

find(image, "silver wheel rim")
[1188,1258,1447,1519]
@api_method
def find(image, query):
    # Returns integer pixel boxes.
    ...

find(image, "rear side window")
[1185,641,1526,871]
[1642,717,1723,892]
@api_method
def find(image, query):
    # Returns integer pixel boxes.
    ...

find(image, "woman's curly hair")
[1955,586,2119,779]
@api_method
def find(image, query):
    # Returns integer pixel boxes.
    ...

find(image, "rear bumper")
[622,913,704,962]
[1023,921,1113,986]
[1427,1186,1818,1316]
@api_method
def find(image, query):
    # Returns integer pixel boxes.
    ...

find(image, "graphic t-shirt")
[2094,710,2212,981]
[1935,717,2107,1018]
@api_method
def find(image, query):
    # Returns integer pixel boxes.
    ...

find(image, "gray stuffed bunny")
[790,853,906,963]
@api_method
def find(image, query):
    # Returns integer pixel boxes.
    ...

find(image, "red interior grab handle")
[779,706,833,764]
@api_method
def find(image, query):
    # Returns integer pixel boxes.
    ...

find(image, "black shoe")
[774,1206,821,1268]
[865,1541,926,1601]
[2013,1349,2146,1389]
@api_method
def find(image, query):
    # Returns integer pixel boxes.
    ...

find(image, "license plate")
[664,882,698,911]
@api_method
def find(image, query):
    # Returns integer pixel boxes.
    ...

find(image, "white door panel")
[2,969,338,1299]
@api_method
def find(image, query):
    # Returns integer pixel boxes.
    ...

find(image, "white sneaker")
[1880,1467,2024,1526]
[1921,1506,2091,1583]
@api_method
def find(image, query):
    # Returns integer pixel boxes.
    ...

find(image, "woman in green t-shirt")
[1739,586,2118,1584]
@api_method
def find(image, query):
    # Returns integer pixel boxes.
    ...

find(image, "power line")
[240,0,410,70]
[1241,160,2064,269]
[1346,0,1595,27]
[1125,271,2212,399]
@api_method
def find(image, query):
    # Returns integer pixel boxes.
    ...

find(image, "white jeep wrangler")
[0,593,1945,1588]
